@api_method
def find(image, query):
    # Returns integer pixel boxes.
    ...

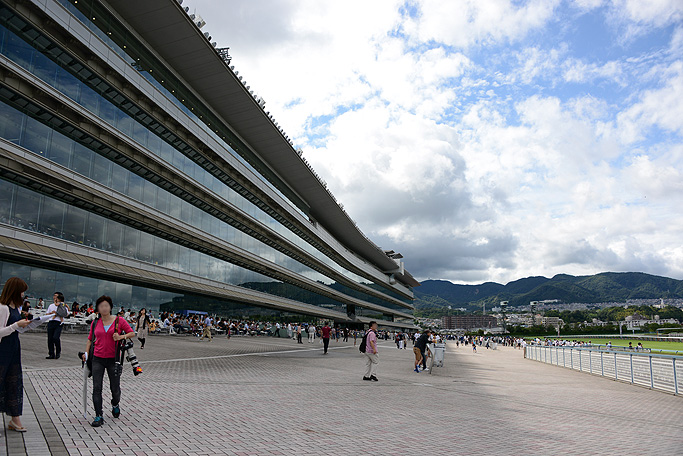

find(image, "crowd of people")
[2,276,540,433]
[529,338,646,351]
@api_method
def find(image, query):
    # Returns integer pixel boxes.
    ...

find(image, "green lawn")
[571,338,683,353]
[523,336,683,353]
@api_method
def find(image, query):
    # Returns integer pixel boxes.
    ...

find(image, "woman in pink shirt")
[81,296,134,427]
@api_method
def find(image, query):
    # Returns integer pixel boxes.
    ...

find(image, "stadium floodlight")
[216,48,231,64]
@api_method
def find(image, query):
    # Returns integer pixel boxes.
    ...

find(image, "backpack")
[55,303,69,318]
[359,329,373,353]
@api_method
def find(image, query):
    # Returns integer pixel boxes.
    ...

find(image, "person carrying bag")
[81,295,134,427]
[0,278,32,432]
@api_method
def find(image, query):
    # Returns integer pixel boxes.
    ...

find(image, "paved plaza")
[2,332,682,455]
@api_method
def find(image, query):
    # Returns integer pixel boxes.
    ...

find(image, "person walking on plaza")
[136,308,150,349]
[308,324,316,343]
[414,329,431,373]
[296,324,303,344]
[201,315,213,341]
[0,278,32,432]
[82,295,135,427]
[321,322,331,354]
[362,321,379,382]
[46,292,66,359]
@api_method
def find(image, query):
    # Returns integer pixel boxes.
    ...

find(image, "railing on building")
[525,344,682,396]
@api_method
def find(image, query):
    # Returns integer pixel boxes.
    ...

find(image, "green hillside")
[414,272,683,316]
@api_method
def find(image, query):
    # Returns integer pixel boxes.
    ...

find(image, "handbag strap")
[89,316,99,345]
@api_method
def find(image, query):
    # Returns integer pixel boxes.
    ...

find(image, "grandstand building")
[0,0,418,328]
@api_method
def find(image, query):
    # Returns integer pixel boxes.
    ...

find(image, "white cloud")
[606,0,683,43]
[571,0,605,11]
[407,0,561,49]
[563,58,625,84]
[184,0,683,285]
[614,0,683,27]
[617,61,683,143]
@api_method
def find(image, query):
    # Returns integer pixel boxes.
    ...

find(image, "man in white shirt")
[46,292,65,359]
[308,325,316,343]
[201,315,213,341]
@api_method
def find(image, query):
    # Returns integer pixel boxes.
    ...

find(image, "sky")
[186,0,683,285]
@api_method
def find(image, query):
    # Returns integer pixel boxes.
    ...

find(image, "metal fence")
[525,344,682,395]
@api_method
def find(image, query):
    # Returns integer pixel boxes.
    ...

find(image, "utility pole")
[500,301,508,334]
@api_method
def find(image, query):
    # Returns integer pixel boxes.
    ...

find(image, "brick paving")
[3,333,682,455]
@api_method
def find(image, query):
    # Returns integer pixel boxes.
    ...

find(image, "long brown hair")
[0,277,28,307]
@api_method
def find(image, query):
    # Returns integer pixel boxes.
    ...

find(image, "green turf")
[569,338,683,353]
[523,336,683,352]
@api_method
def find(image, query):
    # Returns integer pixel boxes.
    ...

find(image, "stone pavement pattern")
[3,333,682,455]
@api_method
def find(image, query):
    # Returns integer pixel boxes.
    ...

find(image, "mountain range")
[413,272,683,313]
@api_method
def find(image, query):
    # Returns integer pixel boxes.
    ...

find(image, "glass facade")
[0,260,320,319]
[0,16,411,306]
[55,0,412,301]
[0,0,414,325]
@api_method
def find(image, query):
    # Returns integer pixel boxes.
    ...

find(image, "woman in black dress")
[0,277,32,432]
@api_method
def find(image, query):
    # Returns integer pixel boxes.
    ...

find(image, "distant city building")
[533,315,563,327]
[624,314,678,329]
[506,314,534,326]
[442,315,497,330]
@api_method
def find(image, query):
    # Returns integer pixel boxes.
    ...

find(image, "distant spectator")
[414,329,431,373]
[201,315,213,342]
[136,309,150,349]
[362,321,379,382]
[46,292,65,360]
[321,322,331,355]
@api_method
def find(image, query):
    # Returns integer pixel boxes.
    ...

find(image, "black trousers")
[420,349,427,369]
[91,356,120,417]
[323,337,330,353]
[46,321,62,357]
[297,333,302,344]
[138,338,146,348]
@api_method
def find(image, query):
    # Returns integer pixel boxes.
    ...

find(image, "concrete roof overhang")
[107,0,419,289]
